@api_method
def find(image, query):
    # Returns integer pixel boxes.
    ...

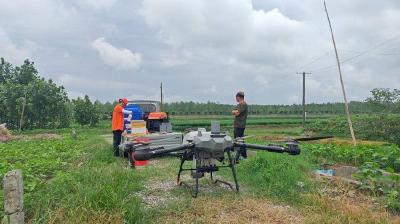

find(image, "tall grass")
[25,136,147,223]
[236,151,315,205]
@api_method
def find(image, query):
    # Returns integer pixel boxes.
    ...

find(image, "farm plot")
[1,121,399,223]
[170,115,332,131]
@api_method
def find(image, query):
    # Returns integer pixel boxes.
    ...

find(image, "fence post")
[2,169,24,224]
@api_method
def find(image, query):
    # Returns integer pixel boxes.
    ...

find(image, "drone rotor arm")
[134,143,194,161]
[234,142,300,155]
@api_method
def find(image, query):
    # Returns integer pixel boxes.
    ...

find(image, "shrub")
[306,114,400,145]
[73,95,100,126]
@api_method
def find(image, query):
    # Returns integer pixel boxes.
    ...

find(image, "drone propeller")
[290,135,334,142]
[234,135,255,141]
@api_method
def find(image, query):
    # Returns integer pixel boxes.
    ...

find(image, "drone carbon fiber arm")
[134,143,195,161]
[234,141,300,155]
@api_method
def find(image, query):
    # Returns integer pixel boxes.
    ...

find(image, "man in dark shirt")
[232,91,248,162]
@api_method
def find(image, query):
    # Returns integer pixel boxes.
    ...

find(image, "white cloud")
[254,75,269,86]
[0,28,31,64]
[202,85,218,94]
[141,0,306,66]
[59,74,133,90]
[80,0,117,9]
[91,37,142,71]
[160,56,187,67]
[1,0,399,104]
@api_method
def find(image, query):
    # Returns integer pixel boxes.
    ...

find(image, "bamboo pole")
[324,1,357,146]
[18,91,27,133]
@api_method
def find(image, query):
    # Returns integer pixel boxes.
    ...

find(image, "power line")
[311,35,400,73]
[297,50,333,70]
[339,48,400,56]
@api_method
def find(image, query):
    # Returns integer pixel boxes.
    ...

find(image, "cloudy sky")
[1,0,399,104]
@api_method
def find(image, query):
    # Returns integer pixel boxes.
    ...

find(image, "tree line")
[163,101,373,116]
[0,58,115,129]
[163,89,400,116]
[1,58,398,129]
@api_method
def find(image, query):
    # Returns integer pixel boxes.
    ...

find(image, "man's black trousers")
[234,127,247,160]
[112,130,123,156]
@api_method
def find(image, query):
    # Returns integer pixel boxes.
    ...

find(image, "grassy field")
[170,114,333,131]
[1,116,399,223]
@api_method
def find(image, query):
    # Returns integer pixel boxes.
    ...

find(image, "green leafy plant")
[386,190,400,214]
[306,114,400,145]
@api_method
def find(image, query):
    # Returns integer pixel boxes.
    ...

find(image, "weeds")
[1,121,398,223]
[235,149,315,205]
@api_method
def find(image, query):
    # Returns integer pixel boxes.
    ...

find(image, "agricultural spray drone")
[124,124,332,197]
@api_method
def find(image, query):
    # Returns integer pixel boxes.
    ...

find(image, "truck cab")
[127,100,169,132]
[127,100,161,113]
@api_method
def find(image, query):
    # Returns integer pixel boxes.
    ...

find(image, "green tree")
[98,101,114,120]
[73,95,100,126]
[0,58,71,129]
[366,88,400,112]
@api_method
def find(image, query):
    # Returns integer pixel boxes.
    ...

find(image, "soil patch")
[134,179,179,208]
[158,196,304,224]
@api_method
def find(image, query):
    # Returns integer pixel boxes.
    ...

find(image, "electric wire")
[310,36,400,73]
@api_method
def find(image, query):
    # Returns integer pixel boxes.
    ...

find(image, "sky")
[0,0,399,104]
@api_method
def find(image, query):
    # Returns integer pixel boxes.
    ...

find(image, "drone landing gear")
[213,150,240,192]
[176,150,240,198]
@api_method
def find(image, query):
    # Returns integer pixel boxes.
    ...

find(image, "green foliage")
[386,190,400,214]
[0,128,146,223]
[305,143,400,213]
[353,162,399,194]
[73,95,100,126]
[352,162,400,214]
[171,115,330,131]
[163,101,377,116]
[237,150,314,205]
[306,114,400,145]
[163,88,400,116]
[305,143,400,172]
[0,136,86,196]
[0,58,71,129]
[27,152,145,223]
[0,134,86,218]
[366,88,400,112]
[98,101,116,120]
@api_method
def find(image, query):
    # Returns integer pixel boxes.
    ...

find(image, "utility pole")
[324,1,357,146]
[296,72,311,128]
[160,82,163,110]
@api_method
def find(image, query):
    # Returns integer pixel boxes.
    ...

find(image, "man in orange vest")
[112,98,132,156]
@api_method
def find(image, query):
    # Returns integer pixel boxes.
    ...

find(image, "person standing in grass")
[232,91,248,162]
[112,98,132,157]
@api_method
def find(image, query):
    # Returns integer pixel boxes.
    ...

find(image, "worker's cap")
[119,98,128,105]
[236,91,245,98]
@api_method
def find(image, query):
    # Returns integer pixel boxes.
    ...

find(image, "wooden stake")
[324,1,357,146]
[18,91,27,133]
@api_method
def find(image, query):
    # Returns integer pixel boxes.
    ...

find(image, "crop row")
[306,114,400,145]
[304,143,400,213]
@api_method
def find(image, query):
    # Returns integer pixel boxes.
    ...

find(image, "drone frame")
[176,147,239,198]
